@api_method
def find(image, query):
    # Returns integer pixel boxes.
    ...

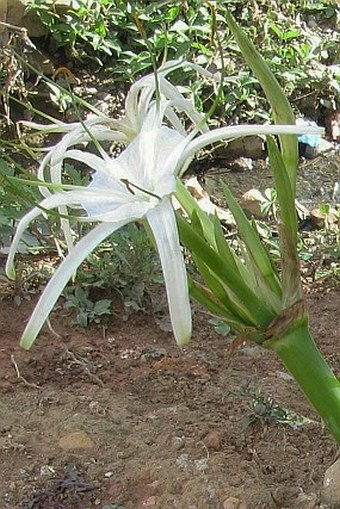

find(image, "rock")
[327,110,340,142]
[316,138,334,155]
[223,496,247,509]
[310,206,338,229]
[202,431,223,451]
[183,176,235,225]
[322,458,340,507]
[229,157,253,172]
[5,0,72,38]
[5,0,47,37]
[58,431,95,451]
[240,188,266,218]
[222,136,264,160]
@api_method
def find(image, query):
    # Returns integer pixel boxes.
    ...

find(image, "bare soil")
[0,272,339,509]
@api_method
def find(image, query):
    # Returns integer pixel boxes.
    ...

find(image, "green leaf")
[225,11,298,190]
[93,299,112,315]
[77,311,88,327]
[191,252,253,327]
[208,318,231,336]
[220,182,282,299]
[177,213,275,328]
[175,180,216,246]
[189,278,243,329]
[266,136,297,237]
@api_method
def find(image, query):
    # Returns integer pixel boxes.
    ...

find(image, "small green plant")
[63,286,111,327]
[25,1,339,120]
[260,188,278,220]
[0,158,40,248]
[25,0,124,62]
[208,318,231,337]
[76,224,163,311]
[244,392,315,429]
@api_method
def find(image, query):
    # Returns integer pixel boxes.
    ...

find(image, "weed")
[24,1,339,121]
[76,224,163,312]
[62,286,111,327]
[244,392,315,429]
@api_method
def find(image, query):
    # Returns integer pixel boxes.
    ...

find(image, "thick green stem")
[268,320,340,442]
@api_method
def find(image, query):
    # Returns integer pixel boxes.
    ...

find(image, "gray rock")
[322,457,340,507]
[5,0,72,37]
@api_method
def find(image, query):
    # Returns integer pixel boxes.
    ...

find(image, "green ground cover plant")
[24,0,339,121]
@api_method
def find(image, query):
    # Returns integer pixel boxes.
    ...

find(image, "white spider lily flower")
[7,115,323,350]
[175,123,325,176]
[7,124,192,350]
[21,60,211,252]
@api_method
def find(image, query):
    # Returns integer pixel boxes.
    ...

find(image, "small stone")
[40,465,55,476]
[240,189,266,218]
[58,431,95,451]
[322,457,340,506]
[225,136,264,160]
[223,497,247,509]
[185,176,235,225]
[202,431,223,451]
[172,436,185,450]
[310,207,338,229]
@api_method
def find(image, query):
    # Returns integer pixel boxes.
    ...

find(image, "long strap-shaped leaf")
[177,213,276,328]
[267,136,303,304]
[189,279,246,330]
[225,10,298,192]
[220,182,282,299]
[192,252,255,327]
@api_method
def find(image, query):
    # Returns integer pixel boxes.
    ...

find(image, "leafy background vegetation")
[24,0,339,120]
[0,0,339,323]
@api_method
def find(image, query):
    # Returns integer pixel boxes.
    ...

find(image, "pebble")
[322,457,340,506]
[240,189,266,218]
[202,431,223,451]
[58,431,95,451]
[172,436,185,450]
[223,496,247,509]
[310,206,338,229]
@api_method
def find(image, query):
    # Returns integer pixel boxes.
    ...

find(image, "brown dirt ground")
[0,268,339,509]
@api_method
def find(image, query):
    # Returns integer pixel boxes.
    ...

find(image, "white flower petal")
[5,191,94,278]
[20,222,123,350]
[6,208,42,279]
[65,149,110,169]
[179,124,325,171]
[83,201,152,223]
[147,198,192,346]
